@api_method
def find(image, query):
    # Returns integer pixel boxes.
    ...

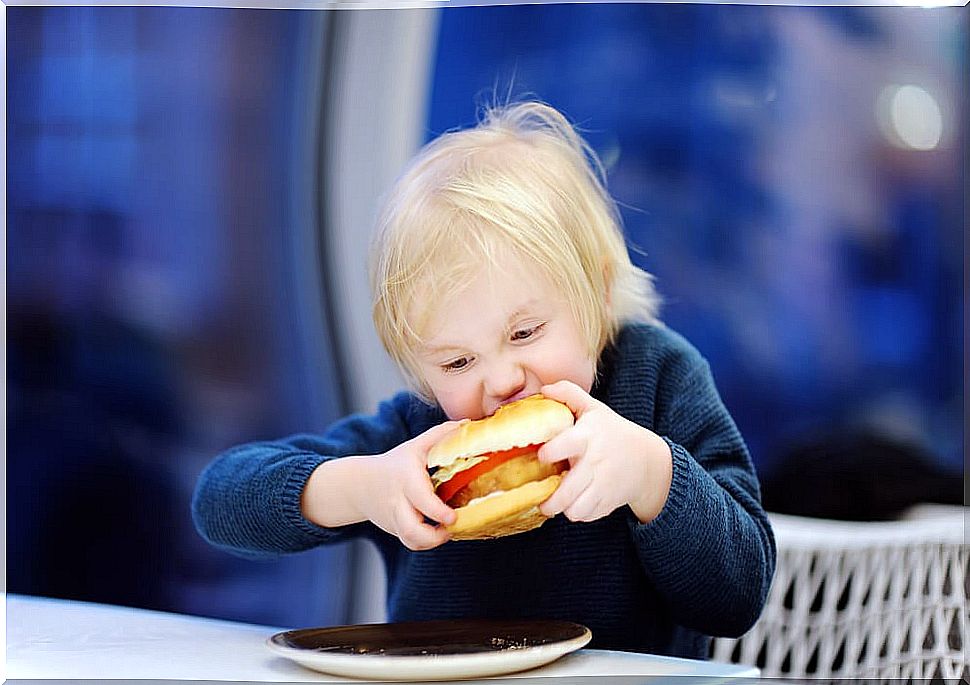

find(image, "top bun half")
[427,395,574,469]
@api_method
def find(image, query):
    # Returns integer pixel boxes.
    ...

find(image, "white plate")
[266,619,592,681]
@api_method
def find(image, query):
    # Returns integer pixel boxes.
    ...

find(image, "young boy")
[192,101,775,659]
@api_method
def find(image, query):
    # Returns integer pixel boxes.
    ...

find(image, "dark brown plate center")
[271,619,590,657]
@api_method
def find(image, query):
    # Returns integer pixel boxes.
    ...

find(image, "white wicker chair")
[711,504,968,680]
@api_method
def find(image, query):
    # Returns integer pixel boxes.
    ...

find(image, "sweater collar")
[591,324,652,425]
[591,334,619,405]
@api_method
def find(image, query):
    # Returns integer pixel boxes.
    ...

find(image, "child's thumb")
[417,418,468,450]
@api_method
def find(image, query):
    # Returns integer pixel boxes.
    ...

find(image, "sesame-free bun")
[428,395,574,468]
[446,474,564,541]
[427,395,574,541]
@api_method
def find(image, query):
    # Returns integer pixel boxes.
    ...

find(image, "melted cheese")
[429,456,488,489]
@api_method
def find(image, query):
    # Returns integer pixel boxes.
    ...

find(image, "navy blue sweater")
[192,323,775,659]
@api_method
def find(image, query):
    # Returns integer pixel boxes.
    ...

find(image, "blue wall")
[427,4,964,491]
[7,7,352,627]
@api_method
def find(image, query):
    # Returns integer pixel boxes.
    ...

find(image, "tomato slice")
[436,444,540,505]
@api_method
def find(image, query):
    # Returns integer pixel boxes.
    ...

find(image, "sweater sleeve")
[191,391,435,559]
[627,349,776,638]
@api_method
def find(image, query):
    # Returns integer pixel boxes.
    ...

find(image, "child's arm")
[630,355,776,638]
[536,340,775,639]
[191,392,454,558]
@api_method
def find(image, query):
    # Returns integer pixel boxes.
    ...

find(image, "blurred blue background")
[6,5,964,629]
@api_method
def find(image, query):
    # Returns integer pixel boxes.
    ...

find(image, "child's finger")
[408,478,457,526]
[395,504,451,550]
[412,420,468,457]
[537,427,587,464]
[563,489,605,523]
[539,462,593,517]
[540,380,597,417]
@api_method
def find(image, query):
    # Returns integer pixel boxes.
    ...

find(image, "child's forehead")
[412,260,561,342]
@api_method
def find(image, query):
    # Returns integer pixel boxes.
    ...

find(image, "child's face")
[414,253,596,421]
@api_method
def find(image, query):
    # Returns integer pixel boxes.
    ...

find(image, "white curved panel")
[321,8,440,624]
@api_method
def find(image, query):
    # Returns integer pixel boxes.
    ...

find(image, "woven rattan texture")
[711,506,968,680]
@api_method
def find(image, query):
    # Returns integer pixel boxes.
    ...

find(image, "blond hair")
[370,101,660,399]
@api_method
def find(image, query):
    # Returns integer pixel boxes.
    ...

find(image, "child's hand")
[537,380,673,524]
[355,421,462,550]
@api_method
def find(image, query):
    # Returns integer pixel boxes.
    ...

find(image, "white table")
[7,594,759,682]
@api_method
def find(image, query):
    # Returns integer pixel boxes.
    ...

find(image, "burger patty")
[448,453,567,508]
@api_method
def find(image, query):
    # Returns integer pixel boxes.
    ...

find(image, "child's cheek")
[433,384,482,421]
[541,349,595,395]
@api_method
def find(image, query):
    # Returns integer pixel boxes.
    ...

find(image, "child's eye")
[511,323,544,341]
[441,357,471,373]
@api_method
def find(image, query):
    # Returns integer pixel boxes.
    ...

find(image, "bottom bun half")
[445,474,562,541]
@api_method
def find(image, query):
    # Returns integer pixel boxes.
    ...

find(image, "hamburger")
[427,395,574,541]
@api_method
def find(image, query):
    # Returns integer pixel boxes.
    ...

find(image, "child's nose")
[484,359,527,402]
